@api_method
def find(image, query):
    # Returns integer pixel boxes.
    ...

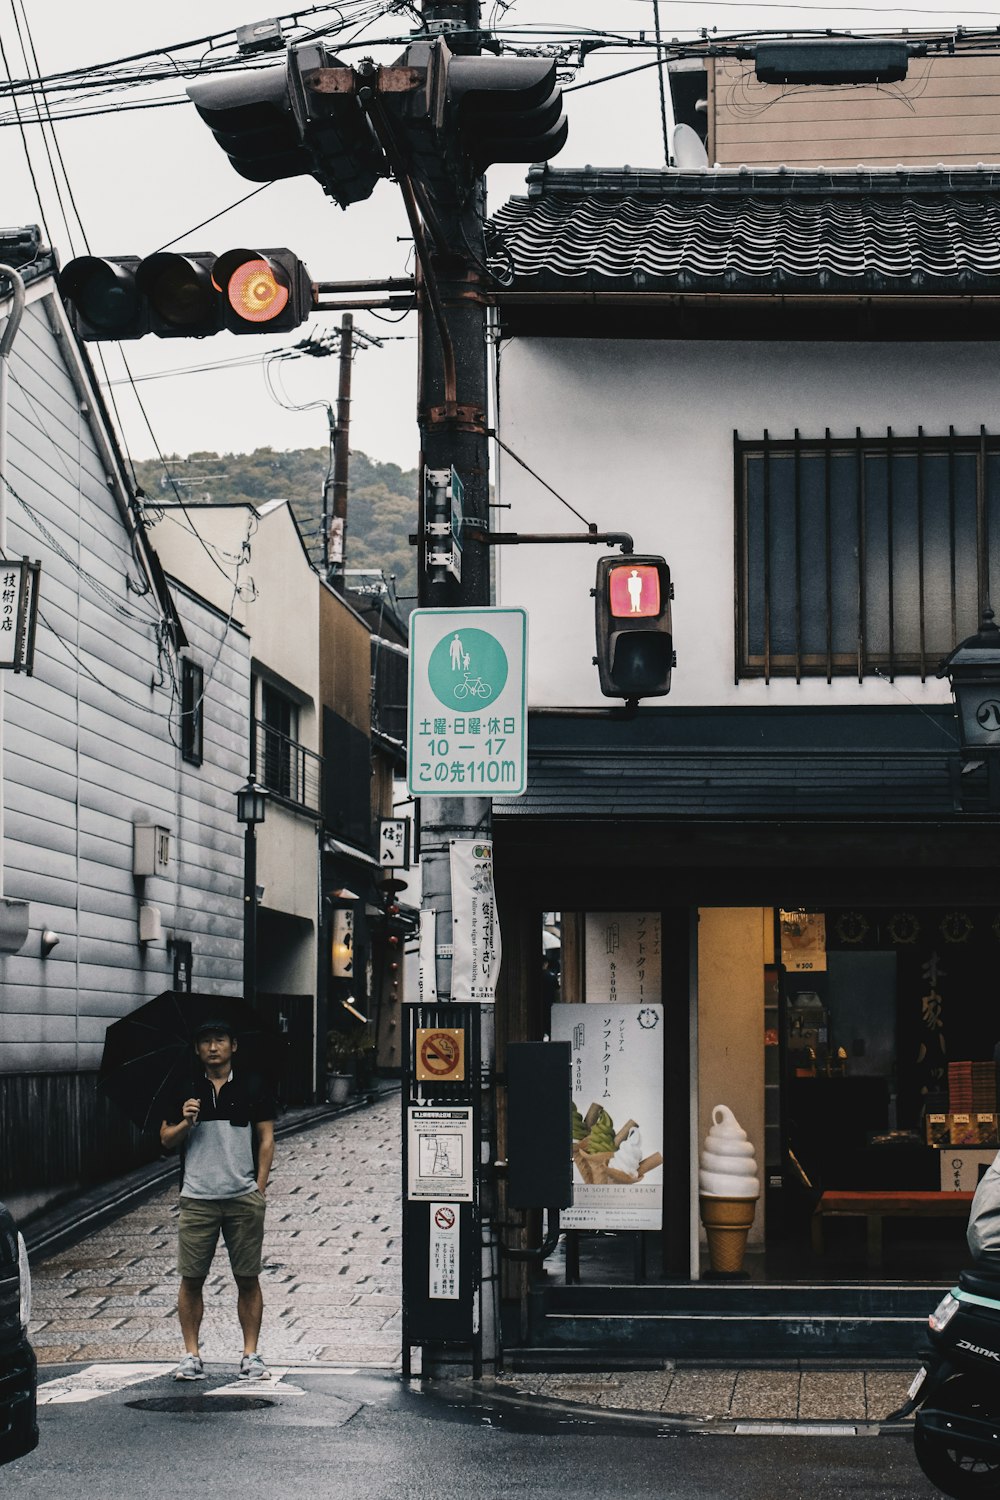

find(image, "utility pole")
[412,0,498,1375]
[327,312,354,590]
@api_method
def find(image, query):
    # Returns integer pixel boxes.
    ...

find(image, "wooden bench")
[810,1190,975,1268]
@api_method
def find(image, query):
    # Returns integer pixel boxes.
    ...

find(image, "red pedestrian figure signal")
[594,554,674,701]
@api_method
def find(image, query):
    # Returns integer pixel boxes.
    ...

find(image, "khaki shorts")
[177,1190,266,1280]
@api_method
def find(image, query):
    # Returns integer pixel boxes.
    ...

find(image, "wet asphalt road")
[7,1365,940,1499]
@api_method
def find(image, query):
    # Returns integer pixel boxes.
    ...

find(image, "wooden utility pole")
[327,312,354,590]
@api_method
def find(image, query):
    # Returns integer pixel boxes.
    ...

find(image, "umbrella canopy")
[98,991,282,1133]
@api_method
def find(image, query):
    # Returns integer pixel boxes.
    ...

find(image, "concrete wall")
[495,336,996,709]
[696,908,767,1245]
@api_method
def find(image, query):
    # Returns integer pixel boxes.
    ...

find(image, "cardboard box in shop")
[940,1148,998,1192]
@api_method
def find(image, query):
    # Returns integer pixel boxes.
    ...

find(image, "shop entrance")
[765,906,999,1282]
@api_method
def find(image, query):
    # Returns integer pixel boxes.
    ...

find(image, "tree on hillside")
[133,446,419,607]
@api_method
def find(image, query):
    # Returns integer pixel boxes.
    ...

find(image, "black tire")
[915,1380,1000,1498]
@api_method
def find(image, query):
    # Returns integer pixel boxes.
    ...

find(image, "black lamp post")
[235,776,267,1006]
[937,606,1000,807]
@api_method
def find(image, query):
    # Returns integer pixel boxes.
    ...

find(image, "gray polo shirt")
[174,1071,274,1200]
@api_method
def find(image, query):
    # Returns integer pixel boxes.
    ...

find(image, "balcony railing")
[252,719,322,816]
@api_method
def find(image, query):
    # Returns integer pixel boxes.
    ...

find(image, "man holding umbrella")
[159,1019,276,1382]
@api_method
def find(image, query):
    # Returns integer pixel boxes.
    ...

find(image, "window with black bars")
[180,658,203,766]
[736,427,1000,682]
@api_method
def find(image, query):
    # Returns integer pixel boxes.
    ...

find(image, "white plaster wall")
[496,337,998,709]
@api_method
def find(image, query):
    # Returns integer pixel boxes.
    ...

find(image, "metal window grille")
[180,659,204,766]
[251,718,322,815]
[736,426,1000,683]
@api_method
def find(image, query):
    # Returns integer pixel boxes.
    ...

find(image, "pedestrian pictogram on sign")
[416,1027,465,1082]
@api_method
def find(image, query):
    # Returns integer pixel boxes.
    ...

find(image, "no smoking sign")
[415,1027,466,1082]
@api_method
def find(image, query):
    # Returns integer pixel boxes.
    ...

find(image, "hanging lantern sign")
[331,906,355,977]
[0,559,40,674]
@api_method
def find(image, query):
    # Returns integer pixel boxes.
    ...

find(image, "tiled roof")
[489,165,1000,296]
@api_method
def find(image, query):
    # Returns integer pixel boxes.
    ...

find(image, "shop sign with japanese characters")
[551,1003,664,1231]
[584,912,661,1004]
[450,839,500,1003]
[0,559,39,673]
[407,607,526,796]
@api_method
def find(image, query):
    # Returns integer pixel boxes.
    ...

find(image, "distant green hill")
[134,446,418,607]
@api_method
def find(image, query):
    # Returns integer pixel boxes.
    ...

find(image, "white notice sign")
[407,607,527,796]
[407,1107,474,1202]
[450,839,500,1003]
[429,1203,460,1299]
[551,1004,664,1231]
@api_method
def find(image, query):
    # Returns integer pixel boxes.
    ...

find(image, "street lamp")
[235,776,268,1005]
[937,606,1000,807]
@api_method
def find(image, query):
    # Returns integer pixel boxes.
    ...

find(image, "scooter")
[894,1257,1000,1497]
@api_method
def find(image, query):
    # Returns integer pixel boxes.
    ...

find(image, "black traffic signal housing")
[188,42,386,208]
[593,555,674,700]
[445,54,568,172]
[60,249,312,340]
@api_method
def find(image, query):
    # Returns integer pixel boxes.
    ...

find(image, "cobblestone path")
[28,1094,402,1369]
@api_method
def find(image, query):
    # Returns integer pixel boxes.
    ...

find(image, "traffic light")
[593,555,674,700]
[188,42,386,208]
[59,249,312,341]
[445,55,568,171]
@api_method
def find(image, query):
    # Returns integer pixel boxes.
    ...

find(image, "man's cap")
[193,1018,236,1041]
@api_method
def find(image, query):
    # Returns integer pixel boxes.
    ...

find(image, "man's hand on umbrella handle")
[182,1098,201,1128]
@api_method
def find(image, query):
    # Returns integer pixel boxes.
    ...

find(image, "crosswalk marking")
[37,1364,177,1405]
[207,1368,305,1396]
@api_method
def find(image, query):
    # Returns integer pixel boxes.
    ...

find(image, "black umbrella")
[98,991,282,1133]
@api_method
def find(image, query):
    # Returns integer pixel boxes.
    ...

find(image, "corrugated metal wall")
[0,287,249,1202]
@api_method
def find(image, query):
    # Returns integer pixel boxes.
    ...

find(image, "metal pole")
[0,265,27,899]
[414,0,497,1377]
[244,822,258,1008]
[327,313,354,591]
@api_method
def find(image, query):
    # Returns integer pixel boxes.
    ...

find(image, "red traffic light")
[60,248,312,340]
[594,554,674,700]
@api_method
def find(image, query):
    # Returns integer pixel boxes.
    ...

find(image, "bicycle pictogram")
[454,672,493,701]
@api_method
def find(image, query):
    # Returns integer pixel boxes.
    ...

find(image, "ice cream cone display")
[572,1101,663,1186]
[699,1105,759,1275]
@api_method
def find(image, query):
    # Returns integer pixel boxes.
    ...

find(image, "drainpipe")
[0,264,27,901]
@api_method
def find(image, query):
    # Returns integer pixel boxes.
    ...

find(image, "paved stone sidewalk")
[497,1367,913,1424]
[29,1094,402,1369]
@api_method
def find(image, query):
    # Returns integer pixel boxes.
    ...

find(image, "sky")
[0,1,993,477]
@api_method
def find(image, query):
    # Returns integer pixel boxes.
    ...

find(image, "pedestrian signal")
[59,249,312,341]
[594,555,674,700]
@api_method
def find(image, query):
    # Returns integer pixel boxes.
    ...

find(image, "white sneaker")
[238,1353,269,1381]
[173,1353,205,1381]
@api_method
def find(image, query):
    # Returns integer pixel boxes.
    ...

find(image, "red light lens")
[225,258,289,324]
[609,564,660,618]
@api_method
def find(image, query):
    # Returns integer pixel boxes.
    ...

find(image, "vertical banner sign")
[450,839,500,1003]
[407,607,527,796]
[0,559,40,674]
[584,912,661,1004]
[378,817,409,869]
[429,1203,460,1299]
[417,909,438,1003]
[331,907,355,977]
[551,1003,664,1230]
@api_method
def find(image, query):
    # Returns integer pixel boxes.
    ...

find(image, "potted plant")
[325,1031,356,1106]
